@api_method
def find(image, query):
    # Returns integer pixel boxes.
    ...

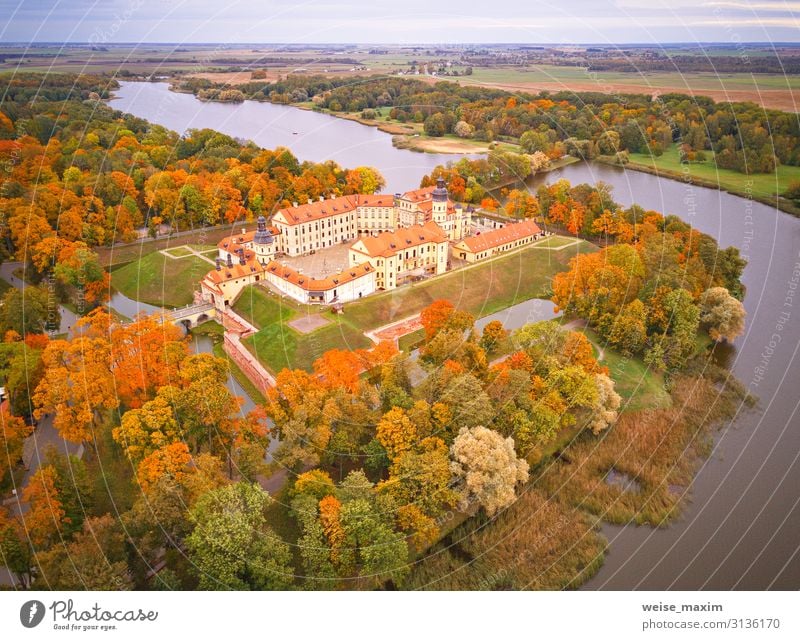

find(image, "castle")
[200,179,543,310]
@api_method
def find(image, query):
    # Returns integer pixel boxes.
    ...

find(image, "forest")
[0,72,748,590]
[178,73,800,176]
[0,73,385,323]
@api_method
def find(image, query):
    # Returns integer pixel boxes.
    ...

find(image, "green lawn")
[233,239,594,374]
[0,278,12,297]
[398,328,425,353]
[580,327,671,413]
[536,235,578,248]
[111,251,212,308]
[233,285,297,327]
[342,239,593,331]
[244,316,373,373]
[627,143,800,202]
[188,244,218,254]
[163,246,192,258]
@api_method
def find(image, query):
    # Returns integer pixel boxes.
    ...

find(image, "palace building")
[263,261,376,305]
[269,178,470,256]
[348,221,449,290]
[199,183,545,311]
[452,219,543,263]
[395,178,472,242]
[200,216,280,311]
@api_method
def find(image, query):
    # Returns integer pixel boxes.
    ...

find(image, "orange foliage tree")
[22,465,67,548]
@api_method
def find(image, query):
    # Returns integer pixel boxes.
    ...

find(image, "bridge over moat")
[167,301,216,328]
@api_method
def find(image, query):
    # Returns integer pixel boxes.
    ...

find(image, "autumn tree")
[33,336,118,443]
[376,407,417,460]
[420,299,456,341]
[0,403,32,483]
[0,506,32,587]
[449,426,529,515]
[21,465,68,548]
[34,515,132,590]
[699,287,746,342]
[587,373,622,434]
[313,348,362,394]
[267,368,332,469]
[0,286,60,336]
[114,395,182,464]
[136,442,193,494]
[480,320,509,355]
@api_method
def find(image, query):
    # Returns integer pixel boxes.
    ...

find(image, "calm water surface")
[112,81,800,589]
[112,82,478,194]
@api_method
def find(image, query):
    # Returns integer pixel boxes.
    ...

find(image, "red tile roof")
[218,226,280,253]
[273,194,394,226]
[460,220,542,253]
[400,186,436,201]
[351,222,448,258]
[203,257,266,285]
[265,260,374,291]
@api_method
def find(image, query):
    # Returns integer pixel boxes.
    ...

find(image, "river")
[111,81,800,589]
[111,82,478,195]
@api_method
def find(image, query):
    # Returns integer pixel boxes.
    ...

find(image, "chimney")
[292,202,298,207]
[319,195,325,202]
[215,257,222,271]
[226,253,233,268]
[308,198,313,205]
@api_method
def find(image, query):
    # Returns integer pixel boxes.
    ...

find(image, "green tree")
[34,515,132,590]
[187,482,293,590]
[0,286,60,335]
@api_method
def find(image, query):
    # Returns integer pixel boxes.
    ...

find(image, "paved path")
[563,317,606,361]
[158,244,216,265]
[0,262,79,335]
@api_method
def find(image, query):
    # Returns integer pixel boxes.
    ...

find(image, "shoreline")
[603,157,800,218]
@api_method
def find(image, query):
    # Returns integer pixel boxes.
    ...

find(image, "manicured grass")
[191,320,225,337]
[343,239,594,332]
[536,235,579,248]
[244,313,372,373]
[582,327,671,413]
[234,239,593,373]
[163,246,192,257]
[233,285,297,328]
[188,244,218,254]
[397,328,425,353]
[0,278,12,297]
[110,251,211,308]
[627,143,800,203]
[601,346,672,413]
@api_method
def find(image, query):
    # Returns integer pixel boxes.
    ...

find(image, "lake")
[112,81,800,589]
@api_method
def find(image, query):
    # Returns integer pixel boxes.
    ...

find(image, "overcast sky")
[1,0,798,44]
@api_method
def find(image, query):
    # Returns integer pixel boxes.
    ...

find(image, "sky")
[1,0,799,44]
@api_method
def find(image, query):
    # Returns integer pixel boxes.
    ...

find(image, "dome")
[432,177,448,202]
[253,215,273,244]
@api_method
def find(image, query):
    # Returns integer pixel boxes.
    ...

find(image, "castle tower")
[253,215,275,263]
[431,177,448,225]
